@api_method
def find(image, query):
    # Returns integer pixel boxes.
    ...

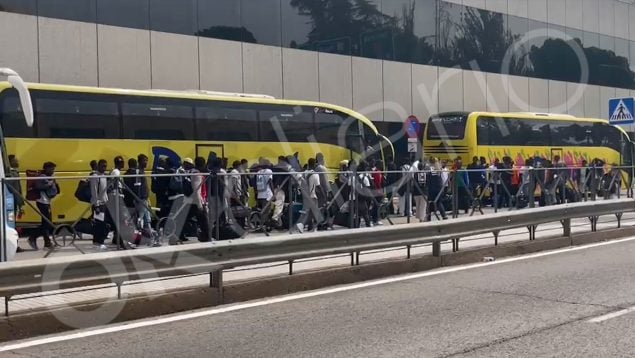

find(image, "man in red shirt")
[371,160,385,225]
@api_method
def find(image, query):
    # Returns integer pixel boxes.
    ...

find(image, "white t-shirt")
[441,167,449,187]
[308,171,320,199]
[521,166,533,185]
[256,168,273,201]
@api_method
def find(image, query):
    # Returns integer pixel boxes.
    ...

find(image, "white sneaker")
[296,223,304,233]
[375,221,384,226]
[99,244,108,251]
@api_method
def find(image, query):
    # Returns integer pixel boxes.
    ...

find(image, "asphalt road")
[6,238,635,357]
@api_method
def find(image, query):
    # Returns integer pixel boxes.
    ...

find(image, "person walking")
[28,162,59,250]
[426,158,448,221]
[296,158,321,233]
[91,159,109,250]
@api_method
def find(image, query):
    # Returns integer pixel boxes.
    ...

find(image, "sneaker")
[44,239,53,248]
[16,246,24,253]
[296,223,304,233]
[375,221,384,226]
[99,244,108,251]
[27,237,38,250]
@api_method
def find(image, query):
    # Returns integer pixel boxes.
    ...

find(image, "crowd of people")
[5,151,627,252]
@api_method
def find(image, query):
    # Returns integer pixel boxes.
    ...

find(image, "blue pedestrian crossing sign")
[609,97,635,125]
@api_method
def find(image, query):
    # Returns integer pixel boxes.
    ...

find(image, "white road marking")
[588,306,635,323]
[2,236,635,352]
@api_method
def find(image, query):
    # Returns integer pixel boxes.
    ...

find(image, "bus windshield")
[427,114,468,140]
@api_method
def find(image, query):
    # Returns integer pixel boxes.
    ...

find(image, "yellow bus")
[0,82,393,227]
[423,111,634,168]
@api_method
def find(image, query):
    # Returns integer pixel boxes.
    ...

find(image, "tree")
[197,26,257,44]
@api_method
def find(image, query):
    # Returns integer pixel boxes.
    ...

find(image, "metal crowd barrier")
[1,164,633,261]
[0,198,632,313]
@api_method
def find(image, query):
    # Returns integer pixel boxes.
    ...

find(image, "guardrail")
[0,199,632,313]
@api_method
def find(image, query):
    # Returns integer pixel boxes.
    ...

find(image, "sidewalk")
[3,206,633,316]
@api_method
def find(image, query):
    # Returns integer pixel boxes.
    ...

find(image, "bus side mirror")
[0,68,34,127]
[7,74,34,127]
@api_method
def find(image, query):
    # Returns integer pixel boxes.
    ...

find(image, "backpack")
[25,170,41,201]
[183,175,194,197]
[169,169,185,194]
[75,178,92,203]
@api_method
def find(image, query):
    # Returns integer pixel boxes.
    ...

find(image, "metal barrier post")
[0,178,5,263]
[406,173,412,224]
[591,168,598,201]
[493,172,499,213]
[210,270,224,304]
[432,241,441,257]
[350,173,356,229]
[562,219,571,237]
[528,169,536,209]
[452,171,458,219]
[215,174,220,241]
[288,180,293,234]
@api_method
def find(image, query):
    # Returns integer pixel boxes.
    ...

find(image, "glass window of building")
[525,20,549,80]
[384,0,436,64]
[150,0,197,35]
[436,1,464,68]
[506,15,529,76]
[283,0,361,55]
[197,0,245,42]
[357,0,391,60]
[240,0,282,46]
[0,0,36,15]
[281,0,313,49]
[458,7,508,72]
[97,0,149,29]
[38,0,97,22]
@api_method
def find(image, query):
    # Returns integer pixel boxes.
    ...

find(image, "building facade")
[1,0,635,153]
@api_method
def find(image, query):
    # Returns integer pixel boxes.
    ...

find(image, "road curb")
[2,226,634,342]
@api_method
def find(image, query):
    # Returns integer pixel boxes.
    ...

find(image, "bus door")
[551,148,563,163]
[196,144,225,166]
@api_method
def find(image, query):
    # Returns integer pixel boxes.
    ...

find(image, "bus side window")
[195,104,258,141]
[35,92,120,139]
[259,106,314,142]
[122,100,194,140]
[315,111,342,147]
[0,89,34,138]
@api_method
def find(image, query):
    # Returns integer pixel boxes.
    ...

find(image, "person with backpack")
[7,155,24,220]
[370,160,385,226]
[124,155,151,232]
[296,158,321,233]
[256,159,273,209]
[91,159,109,249]
[123,158,139,212]
[426,158,448,222]
[27,162,59,250]
[107,156,130,248]
[271,156,292,227]
[355,160,373,228]
[184,158,209,242]
[165,159,190,242]
[152,156,172,219]
[413,162,427,222]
